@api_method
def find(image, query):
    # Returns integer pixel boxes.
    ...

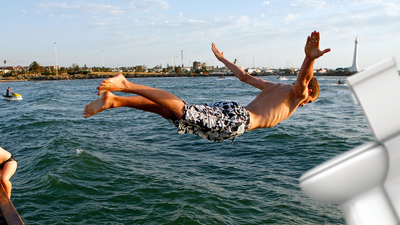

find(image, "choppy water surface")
[0,76,373,224]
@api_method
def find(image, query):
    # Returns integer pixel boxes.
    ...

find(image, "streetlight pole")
[102,50,104,68]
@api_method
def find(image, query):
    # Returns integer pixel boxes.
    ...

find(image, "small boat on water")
[2,93,23,101]
[336,79,346,85]
[277,76,288,80]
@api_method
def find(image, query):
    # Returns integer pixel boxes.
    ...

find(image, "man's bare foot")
[84,92,115,118]
[97,73,129,96]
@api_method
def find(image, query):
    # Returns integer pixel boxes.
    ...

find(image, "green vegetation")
[0,60,357,82]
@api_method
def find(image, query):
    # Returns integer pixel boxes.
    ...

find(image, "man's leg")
[96,74,185,119]
[1,161,17,198]
[84,91,175,119]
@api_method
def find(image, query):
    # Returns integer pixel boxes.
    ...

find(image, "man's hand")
[305,31,331,59]
[212,43,226,62]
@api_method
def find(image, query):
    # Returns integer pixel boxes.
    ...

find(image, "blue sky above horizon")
[1,0,400,70]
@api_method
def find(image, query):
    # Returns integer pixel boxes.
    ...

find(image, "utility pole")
[181,50,184,69]
[54,42,58,74]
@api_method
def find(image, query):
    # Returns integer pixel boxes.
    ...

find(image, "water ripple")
[0,77,372,224]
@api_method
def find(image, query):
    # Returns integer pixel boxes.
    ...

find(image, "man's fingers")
[323,48,331,54]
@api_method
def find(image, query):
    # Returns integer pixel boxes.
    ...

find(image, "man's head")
[299,77,320,107]
[308,77,320,99]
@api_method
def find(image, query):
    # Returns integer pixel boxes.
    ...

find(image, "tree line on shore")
[1,60,356,81]
[2,61,218,75]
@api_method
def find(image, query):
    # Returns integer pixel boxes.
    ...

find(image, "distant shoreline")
[0,71,355,82]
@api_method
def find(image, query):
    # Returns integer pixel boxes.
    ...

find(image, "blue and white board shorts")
[168,101,250,142]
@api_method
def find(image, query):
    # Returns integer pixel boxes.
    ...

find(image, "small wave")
[76,149,84,154]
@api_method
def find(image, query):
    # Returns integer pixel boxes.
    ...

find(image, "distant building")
[193,61,206,70]
[0,67,11,74]
[262,68,274,73]
[277,68,296,75]
[246,68,262,74]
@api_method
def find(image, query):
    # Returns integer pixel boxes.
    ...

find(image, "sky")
[1,0,400,70]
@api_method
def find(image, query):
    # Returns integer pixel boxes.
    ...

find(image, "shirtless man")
[84,31,330,142]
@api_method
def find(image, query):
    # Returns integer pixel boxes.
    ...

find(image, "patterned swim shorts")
[168,101,250,142]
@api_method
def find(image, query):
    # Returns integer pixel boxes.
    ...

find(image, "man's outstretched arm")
[211,43,275,90]
[293,31,331,97]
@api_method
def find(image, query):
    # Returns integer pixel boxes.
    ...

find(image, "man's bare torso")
[211,31,330,132]
[245,83,303,131]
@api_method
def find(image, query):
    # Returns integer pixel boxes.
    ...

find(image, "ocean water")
[0,76,374,224]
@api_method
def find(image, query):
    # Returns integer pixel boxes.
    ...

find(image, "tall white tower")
[349,37,359,72]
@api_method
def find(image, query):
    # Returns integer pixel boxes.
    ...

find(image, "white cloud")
[188,19,206,23]
[317,1,400,32]
[125,0,170,11]
[59,14,77,18]
[35,0,170,16]
[36,2,124,15]
[297,0,328,10]
[383,2,400,16]
[284,13,298,22]
[262,1,270,5]
[237,15,250,23]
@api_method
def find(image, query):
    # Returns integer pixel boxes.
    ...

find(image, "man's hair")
[308,77,320,99]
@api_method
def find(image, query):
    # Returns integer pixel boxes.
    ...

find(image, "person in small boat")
[0,146,17,198]
[5,87,12,97]
[83,31,330,142]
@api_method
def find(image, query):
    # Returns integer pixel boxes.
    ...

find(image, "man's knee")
[173,101,185,120]
[0,176,9,186]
